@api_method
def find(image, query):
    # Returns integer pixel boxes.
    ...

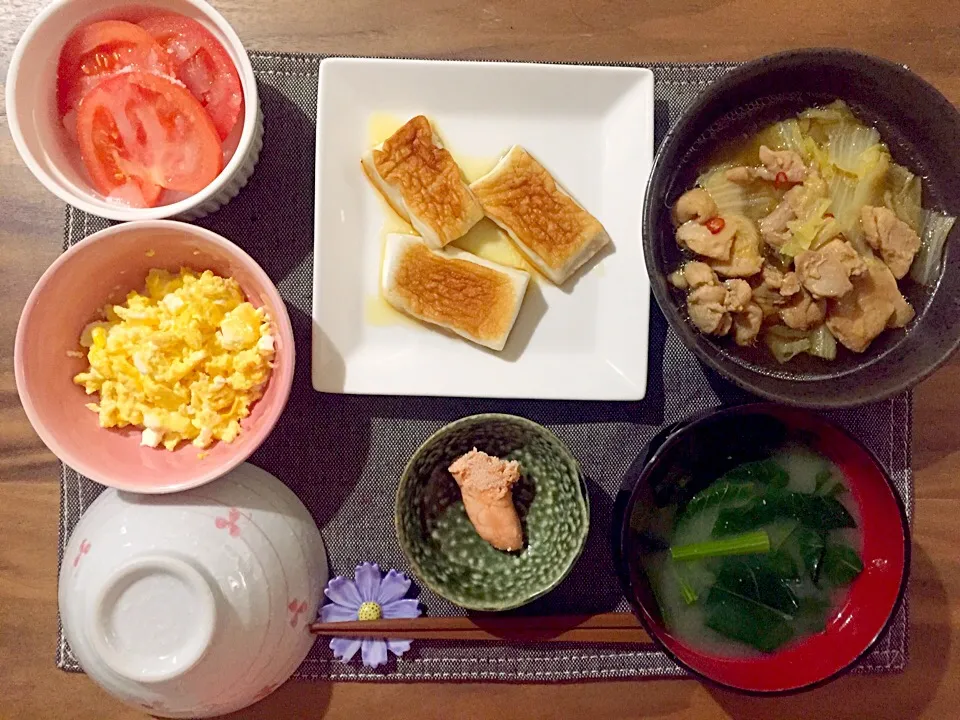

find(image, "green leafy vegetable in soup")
[668,100,956,361]
[641,444,863,654]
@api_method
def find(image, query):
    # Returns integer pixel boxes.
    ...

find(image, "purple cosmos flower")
[321,563,421,669]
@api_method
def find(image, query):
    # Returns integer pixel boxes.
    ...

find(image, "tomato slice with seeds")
[76,72,223,206]
[57,20,175,118]
[138,15,243,139]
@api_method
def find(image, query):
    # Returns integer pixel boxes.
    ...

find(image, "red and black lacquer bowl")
[612,404,910,694]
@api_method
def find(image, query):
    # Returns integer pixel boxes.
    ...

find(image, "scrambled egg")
[73,268,276,451]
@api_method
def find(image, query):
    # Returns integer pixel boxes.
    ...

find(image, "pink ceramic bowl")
[15,221,294,493]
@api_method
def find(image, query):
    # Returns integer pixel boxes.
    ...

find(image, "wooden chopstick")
[309,613,652,644]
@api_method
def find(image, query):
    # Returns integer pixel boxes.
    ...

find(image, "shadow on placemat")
[56,53,913,683]
[518,477,622,616]
[194,82,316,284]
[318,304,670,427]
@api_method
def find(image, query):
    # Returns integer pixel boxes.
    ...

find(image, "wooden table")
[2,1,959,718]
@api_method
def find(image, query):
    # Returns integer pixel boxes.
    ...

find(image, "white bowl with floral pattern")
[59,463,327,718]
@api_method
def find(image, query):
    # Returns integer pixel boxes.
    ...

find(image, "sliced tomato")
[100,176,164,208]
[138,15,243,139]
[76,72,222,205]
[57,20,175,118]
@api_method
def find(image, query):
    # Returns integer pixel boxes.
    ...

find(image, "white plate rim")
[311,56,654,401]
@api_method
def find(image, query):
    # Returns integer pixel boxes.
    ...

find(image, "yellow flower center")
[357,601,382,621]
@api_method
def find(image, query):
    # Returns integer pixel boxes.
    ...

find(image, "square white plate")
[312,58,653,400]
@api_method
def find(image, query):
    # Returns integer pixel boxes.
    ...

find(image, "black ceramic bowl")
[611,404,910,694]
[644,48,960,408]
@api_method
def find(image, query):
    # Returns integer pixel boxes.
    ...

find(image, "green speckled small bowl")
[396,414,590,612]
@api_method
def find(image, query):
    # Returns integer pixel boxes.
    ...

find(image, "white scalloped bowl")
[59,463,327,718]
[6,0,262,221]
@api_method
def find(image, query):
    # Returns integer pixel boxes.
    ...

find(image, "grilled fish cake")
[470,145,610,284]
[380,233,529,351]
[362,116,484,248]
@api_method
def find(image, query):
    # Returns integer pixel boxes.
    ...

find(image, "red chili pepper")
[774,171,788,189]
[705,217,726,235]
[824,212,835,219]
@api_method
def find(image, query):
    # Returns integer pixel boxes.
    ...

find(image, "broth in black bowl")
[643,49,960,407]
[666,100,954,368]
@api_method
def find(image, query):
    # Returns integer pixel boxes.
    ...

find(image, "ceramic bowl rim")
[14,220,295,494]
[58,464,327,714]
[642,47,960,408]
[395,413,590,612]
[4,0,260,221]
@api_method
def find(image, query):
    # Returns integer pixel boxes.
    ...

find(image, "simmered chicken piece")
[669,260,719,291]
[681,266,758,343]
[760,264,802,297]
[762,264,785,288]
[861,206,921,279]
[779,288,826,331]
[826,257,914,352]
[727,146,808,185]
[780,272,801,297]
[687,284,732,336]
[733,302,763,346]
[758,146,808,183]
[872,259,916,328]
[707,216,764,278]
[683,261,719,289]
[751,279,789,320]
[794,239,867,298]
[759,186,806,250]
[722,279,752,312]
[676,218,737,259]
[672,188,718,225]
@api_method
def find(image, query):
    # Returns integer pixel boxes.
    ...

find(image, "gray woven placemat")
[56,53,911,681]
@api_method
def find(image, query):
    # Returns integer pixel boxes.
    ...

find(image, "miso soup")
[642,444,862,655]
